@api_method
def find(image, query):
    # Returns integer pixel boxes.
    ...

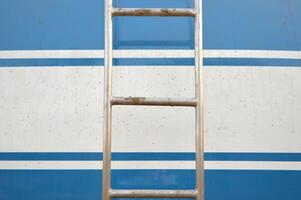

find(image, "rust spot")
[125,97,146,103]
[160,9,176,16]
[114,8,194,17]
[134,9,151,16]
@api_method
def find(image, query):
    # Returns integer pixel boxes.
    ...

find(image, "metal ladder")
[102,1,204,200]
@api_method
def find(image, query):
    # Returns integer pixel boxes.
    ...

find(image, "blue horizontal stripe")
[205,153,301,162]
[112,152,194,161]
[206,58,301,67]
[0,58,103,67]
[0,58,300,67]
[114,58,194,66]
[0,152,301,161]
[0,170,300,200]
[0,58,192,67]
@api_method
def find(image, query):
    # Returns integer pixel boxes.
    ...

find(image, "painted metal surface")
[0,0,301,200]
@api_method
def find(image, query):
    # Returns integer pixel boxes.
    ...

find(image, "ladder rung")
[110,189,197,198]
[111,97,197,107]
[112,8,196,17]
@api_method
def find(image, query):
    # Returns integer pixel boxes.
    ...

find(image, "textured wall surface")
[0,0,301,200]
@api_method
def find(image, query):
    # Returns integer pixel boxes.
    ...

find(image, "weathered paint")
[0,0,301,200]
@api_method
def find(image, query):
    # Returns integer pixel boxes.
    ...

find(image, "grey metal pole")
[194,0,205,200]
[102,0,113,199]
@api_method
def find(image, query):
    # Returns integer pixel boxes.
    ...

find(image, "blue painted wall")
[0,1,301,200]
[1,170,301,200]
[0,0,300,50]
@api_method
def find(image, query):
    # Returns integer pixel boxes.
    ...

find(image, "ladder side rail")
[103,0,113,200]
[194,0,205,200]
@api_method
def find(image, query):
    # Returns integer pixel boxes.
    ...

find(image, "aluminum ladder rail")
[102,1,204,200]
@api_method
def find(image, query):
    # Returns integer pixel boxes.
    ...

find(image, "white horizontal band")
[0,50,300,59]
[0,161,102,170]
[112,161,195,169]
[113,161,301,170]
[0,161,300,170]
[0,50,102,59]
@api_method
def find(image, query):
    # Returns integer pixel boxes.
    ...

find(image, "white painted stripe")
[111,161,195,170]
[0,50,102,59]
[113,161,301,170]
[205,161,301,171]
[0,161,102,170]
[0,50,300,59]
[1,67,301,152]
[205,50,301,59]
[0,161,301,170]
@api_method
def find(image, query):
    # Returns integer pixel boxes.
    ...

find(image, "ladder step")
[112,8,196,17]
[111,97,197,107]
[110,189,197,198]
